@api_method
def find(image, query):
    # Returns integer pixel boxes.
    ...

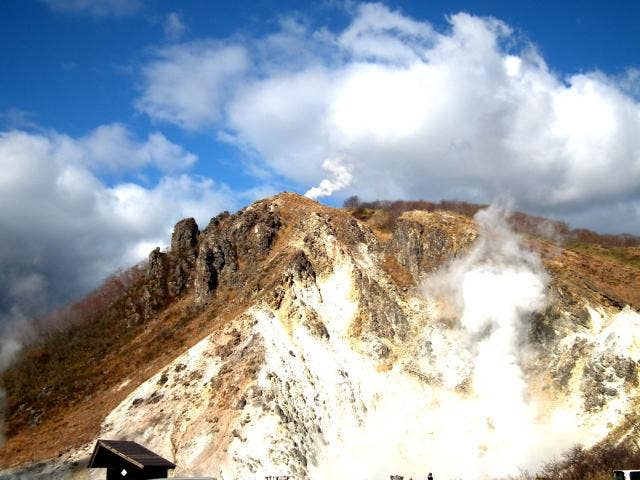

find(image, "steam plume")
[420,203,552,477]
[304,156,353,200]
[311,203,583,479]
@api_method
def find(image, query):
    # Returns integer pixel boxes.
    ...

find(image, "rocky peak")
[171,217,200,256]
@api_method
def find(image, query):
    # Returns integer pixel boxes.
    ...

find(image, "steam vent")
[2,193,640,479]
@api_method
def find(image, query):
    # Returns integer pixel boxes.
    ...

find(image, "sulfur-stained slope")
[2,193,640,480]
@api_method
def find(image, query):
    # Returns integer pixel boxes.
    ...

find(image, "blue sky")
[2,2,639,116]
[2,2,639,135]
[1,0,640,328]
[2,1,639,195]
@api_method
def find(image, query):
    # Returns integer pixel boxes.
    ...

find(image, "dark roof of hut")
[89,439,176,469]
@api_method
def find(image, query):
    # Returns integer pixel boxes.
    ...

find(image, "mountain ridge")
[2,192,640,479]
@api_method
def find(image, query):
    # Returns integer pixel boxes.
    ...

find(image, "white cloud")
[338,2,435,63]
[42,0,142,17]
[136,42,249,129]
[136,3,640,234]
[52,123,197,173]
[0,127,238,331]
[164,12,186,41]
[617,68,640,98]
[0,108,38,130]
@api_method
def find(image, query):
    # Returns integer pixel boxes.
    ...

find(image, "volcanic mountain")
[2,192,640,479]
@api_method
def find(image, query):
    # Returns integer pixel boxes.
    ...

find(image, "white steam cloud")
[304,156,354,200]
[419,204,553,477]
[311,204,587,479]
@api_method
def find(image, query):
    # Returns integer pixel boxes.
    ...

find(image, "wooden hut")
[88,439,176,479]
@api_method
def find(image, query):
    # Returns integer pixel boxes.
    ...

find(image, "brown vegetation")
[0,273,262,466]
[342,195,640,247]
[344,196,483,233]
[513,442,640,480]
[32,263,147,336]
[1,264,150,453]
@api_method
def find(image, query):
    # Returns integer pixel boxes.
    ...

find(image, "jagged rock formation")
[2,192,640,480]
[389,210,477,281]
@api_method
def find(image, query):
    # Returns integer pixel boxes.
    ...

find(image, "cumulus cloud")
[42,0,142,17]
[614,67,640,99]
[0,126,239,367]
[136,42,249,129]
[338,2,435,63]
[50,123,197,173]
[164,12,186,41]
[137,2,640,233]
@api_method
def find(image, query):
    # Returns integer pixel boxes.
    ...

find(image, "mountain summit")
[2,192,640,479]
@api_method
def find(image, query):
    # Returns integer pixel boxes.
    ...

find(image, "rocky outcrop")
[228,204,281,257]
[142,219,200,316]
[388,210,477,281]
[141,202,285,309]
[194,203,281,303]
[143,247,169,316]
[351,270,409,341]
[195,231,238,303]
[171,217,199,256]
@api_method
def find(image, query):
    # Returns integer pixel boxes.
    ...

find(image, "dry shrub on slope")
[512,443,640,480]
[343,195,640,247]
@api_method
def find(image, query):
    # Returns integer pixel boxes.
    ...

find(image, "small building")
[88,439,176,479]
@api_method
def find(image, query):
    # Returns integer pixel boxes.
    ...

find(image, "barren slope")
[2,193,640,479]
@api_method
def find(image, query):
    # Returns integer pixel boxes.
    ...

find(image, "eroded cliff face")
[3,193,640,480]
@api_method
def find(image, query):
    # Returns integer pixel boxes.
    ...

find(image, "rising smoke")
[310,203,586,480]
[304,156,353,200]
[419,203,555,478]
